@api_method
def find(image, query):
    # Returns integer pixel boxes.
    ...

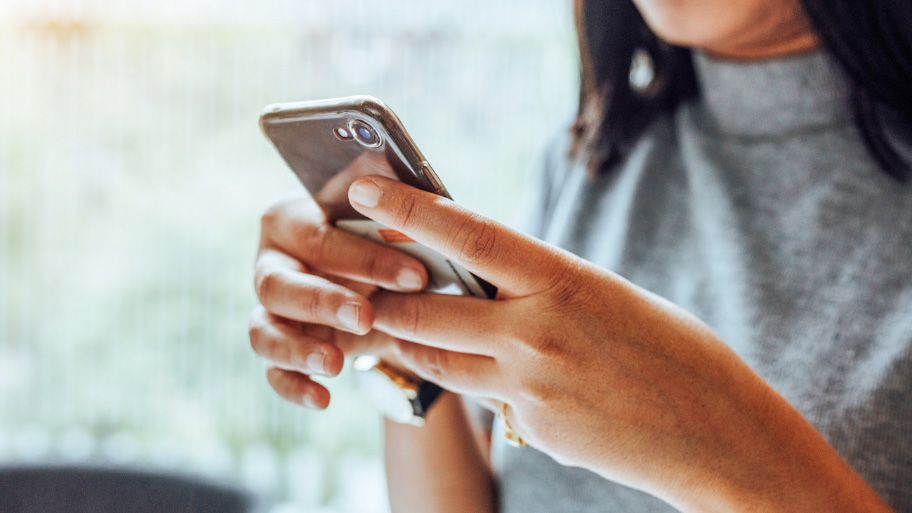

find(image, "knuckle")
[247,311,266,348]
[525,331,564,360]
[265,367,289,396]
[392,192,419,230]
[249,327,270,357]
[398,298,425,337]
[249,318,299,368]
[260,194,326,250]
[249,320,279,360]
[302,285,333,322]
[297,222,332,261]
[255,269,281,308]
[516,375,555,407]
[362,251,386,282]
[540,262,587,313]
[260,202,283,232]
[419,347,448,382]
[447,214,499,265]
[398,339,415,363]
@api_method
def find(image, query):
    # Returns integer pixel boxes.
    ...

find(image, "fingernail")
[307,351,326,375]
[301,393,318,409]
[349,181,381,208]
[396,268,423,291]
[337,302,361,331]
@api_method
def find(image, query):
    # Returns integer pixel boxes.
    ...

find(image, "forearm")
[676,377,895,513]
[384,391,496,513]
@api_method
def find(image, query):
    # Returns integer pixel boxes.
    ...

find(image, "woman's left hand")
[347,175,895,513]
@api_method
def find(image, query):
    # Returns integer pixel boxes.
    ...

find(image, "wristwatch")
[352,354,444,426]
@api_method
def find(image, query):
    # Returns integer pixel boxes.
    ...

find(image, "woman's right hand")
[248,192,429,410]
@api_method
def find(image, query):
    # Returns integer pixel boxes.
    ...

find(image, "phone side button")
[420,163,446,195]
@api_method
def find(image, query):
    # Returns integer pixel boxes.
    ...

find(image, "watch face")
[354,366,416,424]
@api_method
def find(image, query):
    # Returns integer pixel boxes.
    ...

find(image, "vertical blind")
[0,0,577,510]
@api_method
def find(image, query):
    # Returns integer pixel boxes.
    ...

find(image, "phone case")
[260,96,448,219]
[259,95,497,299]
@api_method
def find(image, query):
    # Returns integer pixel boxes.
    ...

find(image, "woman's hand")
[248,192,430,410]
[346,175,895,513]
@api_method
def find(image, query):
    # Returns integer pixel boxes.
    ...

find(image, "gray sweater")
[491,52,912,512]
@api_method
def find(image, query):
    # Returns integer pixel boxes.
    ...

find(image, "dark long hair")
[571,0,912,181]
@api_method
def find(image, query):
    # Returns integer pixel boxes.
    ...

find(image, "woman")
[248,0,912,511]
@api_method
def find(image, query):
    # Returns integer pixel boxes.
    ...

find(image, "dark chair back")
[0,465,260,513]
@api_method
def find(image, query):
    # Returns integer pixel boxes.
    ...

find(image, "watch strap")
[413,381,445,418]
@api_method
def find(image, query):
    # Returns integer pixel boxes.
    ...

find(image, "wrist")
[353,354,444,426]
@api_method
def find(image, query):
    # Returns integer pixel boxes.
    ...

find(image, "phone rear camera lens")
[350,121,380,147]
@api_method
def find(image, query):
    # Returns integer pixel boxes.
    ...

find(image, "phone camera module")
[333,127,353,140]
[350,121,381,147]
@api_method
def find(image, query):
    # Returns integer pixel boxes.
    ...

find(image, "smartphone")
[260,95,497,299]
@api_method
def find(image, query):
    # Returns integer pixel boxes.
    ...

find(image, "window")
[0,1,576,510]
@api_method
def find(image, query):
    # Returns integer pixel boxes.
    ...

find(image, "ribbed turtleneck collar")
[692,51,853,137]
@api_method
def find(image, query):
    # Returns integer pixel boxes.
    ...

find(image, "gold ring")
[500,403,527,448]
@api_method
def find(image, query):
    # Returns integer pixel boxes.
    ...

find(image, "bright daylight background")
[0,0,577,511]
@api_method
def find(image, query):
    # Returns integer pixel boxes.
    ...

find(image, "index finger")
[261,193,429,292]
[347,176,558,296]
